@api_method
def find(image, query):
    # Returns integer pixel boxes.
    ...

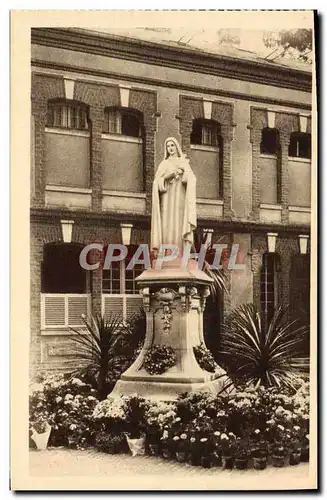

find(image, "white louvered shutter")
[44,296,66,327]
[68,296,89,326]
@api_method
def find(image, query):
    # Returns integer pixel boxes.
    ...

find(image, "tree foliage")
[263,29,312,63]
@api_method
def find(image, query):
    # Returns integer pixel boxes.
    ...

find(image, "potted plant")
[189,436,201,466]
[173,433,189,462]
[234,437,249,470]
[95,431,125,454]
[271,445,288,467]
[123,395,148,456]
[220,433,236,470]
[289,425,303,466]
[300,434,310,462]
[252,447,268,470]
[29,386,52,451]
[160,429,173,459]
[199,437,214,468]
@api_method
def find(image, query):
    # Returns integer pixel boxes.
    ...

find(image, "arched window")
[45,100,90,188]
[102,108,144,193]
[288,132,311,159]
[190,119,223,199]
[260,128,280,155]
[260,253,279,327]
[47,101,89,130]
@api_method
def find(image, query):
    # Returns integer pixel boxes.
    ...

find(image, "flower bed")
[30,373,310,469]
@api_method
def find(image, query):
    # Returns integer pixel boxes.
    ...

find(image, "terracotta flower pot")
[272,454,286,467]
[289,451,301,466]
[31,424,51,451]
[201,456,213,468]
[234,457,248,470]
[221,456,234,470]
[189,452,201,466]
[148,443,160,456]
[301,447,310,462]
[162,446,172,459]
[253,456,267,470]
[176,450,187,462]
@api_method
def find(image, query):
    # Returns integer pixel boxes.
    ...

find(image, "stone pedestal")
[110,260,228,401]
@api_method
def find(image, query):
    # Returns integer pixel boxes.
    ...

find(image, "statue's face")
[166,140,177,157]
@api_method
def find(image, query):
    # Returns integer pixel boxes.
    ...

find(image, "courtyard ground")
[29,448,312,490]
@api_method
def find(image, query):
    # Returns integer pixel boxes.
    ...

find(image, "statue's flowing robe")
[151,157,196,251]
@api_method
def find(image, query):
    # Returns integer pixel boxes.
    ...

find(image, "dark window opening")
[260,128,280,155]
[103,108,142,138]
[288,132,311,159]
[190,119,221,147]
[41,244,87,293]
[260,253,279,327]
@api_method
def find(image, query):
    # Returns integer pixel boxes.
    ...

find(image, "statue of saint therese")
[151,137,196,256]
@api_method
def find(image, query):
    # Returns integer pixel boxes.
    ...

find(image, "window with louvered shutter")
[44,295,66,327]
[67,296,89,326]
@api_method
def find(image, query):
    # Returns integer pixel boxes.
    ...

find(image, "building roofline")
[31,28,312,93]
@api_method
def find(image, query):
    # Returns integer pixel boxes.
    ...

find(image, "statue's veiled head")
[164,137,183,159]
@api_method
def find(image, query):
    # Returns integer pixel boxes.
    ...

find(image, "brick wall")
[179,95,234,218]
[31,73,157,213]
[249,108,311,222]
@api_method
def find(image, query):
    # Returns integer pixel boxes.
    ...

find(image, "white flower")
[200,438,207,442]
[65,394,73,400]
[277,424,285,431]
[214,431,221,437]
[173,436,180,441]
[71,378,85,387]
[221,433,229,440]
[69,424,77,430]
[254,429,260,434]
[180,433,187,440]
[190,437,196,443]
[55,396,63,403]
[175,417,181,422]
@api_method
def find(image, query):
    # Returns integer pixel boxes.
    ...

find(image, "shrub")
[220,304,309,390]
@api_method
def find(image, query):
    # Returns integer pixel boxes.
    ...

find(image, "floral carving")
[154,288,178,334]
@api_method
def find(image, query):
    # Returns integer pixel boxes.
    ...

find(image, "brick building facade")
[30,28,312,373]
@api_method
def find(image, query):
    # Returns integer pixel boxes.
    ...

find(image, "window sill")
[288,157,311,163]
[197,198,223,205]
[260,203,282,210]
[190,144,219,152]
[45,127,90,138]
[46,185,92,194]
[289,206,311,212]
[102,190,146,199]
[259,154,277,159]
[101,133,142,144]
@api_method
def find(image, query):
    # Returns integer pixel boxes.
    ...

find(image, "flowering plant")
[145,401,176,439]
[123,395,149,438]
[29,388,52,434]
[193,343,218,373]
[143,344,176,375]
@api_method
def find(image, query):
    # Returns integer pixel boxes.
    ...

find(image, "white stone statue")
[151,137,197,254]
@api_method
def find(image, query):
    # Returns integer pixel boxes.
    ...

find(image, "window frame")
[288,132,311,159]
[46,100,89,131]
[103,107,143,139]
[190,119,221,148]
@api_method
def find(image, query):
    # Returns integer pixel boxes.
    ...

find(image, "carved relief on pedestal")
[139,287,151,312]
[199,286,211,313]
[154,288,179,335]
[178,285,198,312]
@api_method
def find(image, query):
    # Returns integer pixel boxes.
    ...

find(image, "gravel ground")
[28,448,312,490]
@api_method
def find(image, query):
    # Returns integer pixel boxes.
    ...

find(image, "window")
[288,132,311,159]
[260,128,280,155]
[103,109,142,138]
[47,101,89,131]
[191,119,221,147]
[260,253,279,327]
[41,244,87,294]
[102,247,144,295]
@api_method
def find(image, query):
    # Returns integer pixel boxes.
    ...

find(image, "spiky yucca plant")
[69,314,135,400]
[220,303,309,390]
